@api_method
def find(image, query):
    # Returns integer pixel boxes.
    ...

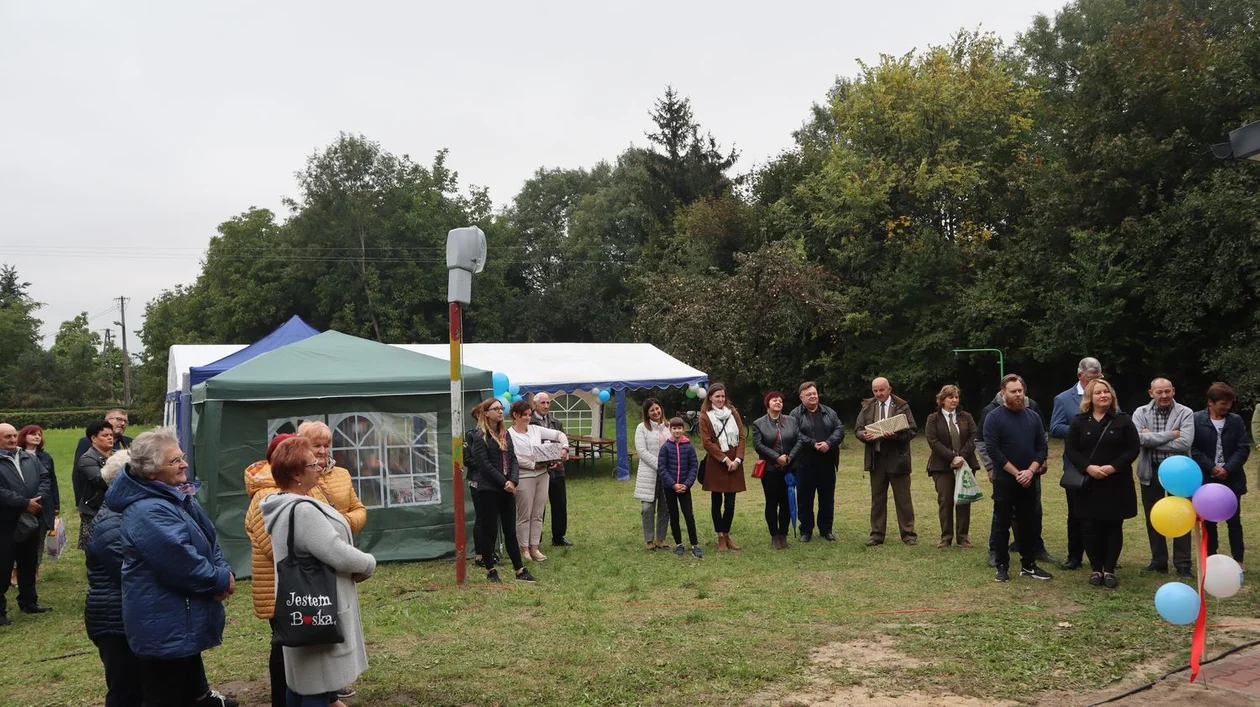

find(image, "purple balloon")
[1193,483,1239,523]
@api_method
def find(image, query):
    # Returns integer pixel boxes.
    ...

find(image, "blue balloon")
[1158,456,1203,498]
[598,389,611,403]
[508,382,520,396]
[1154,581,1201,625]
[492,372,510,397]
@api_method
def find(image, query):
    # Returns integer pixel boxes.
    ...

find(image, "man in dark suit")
[855,377,918,546]
[788,381,846,542]
[0,422,55,624]
[1049,357,1104,570]
[73,409,133,463]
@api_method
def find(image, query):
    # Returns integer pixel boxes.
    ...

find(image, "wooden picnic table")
[569,435,616,470]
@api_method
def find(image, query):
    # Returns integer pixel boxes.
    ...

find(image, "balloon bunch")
[685,383,708,400]
[589,388,612,403]
[1149,456,1243,681]
[491,373,524,404]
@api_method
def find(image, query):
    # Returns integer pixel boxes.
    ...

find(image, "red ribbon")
[1190,518,1208,682]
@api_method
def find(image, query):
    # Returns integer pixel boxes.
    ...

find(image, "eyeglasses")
[305,462,322,469]
[488,405,504,412]
[165,455,187,466]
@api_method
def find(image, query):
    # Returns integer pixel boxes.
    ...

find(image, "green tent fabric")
[190,330,493,578]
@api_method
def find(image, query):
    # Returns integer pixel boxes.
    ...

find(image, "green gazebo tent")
[191,330,492,578]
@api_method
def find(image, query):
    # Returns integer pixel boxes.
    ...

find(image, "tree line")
[6,0,1260,419]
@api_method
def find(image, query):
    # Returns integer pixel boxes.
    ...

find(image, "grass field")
[5,427,1260,705]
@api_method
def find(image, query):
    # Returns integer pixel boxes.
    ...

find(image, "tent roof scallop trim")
[193,330,493,402]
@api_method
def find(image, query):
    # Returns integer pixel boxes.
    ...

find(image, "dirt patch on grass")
[752,634,1014,706]
[215,679,268,703]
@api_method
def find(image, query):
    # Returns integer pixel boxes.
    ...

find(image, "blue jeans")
[989,475,1046,553]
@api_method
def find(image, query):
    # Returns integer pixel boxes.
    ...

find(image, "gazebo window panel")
[380,413,441,507]
[331,413,385,510]
[550,393,594,437]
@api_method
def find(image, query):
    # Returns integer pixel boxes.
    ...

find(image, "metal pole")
[449,301,467,587]
[952,348,1005,383]
[114,296,133,406]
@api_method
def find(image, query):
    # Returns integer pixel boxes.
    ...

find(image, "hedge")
[0,405,160,431]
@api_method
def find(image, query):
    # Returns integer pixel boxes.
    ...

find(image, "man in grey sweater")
[1132,378,1195,578]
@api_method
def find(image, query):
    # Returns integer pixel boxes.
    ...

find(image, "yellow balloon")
[1151,496,1197,538]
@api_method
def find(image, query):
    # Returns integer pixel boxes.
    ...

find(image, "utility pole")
[114,297,132,406]
[101,328,116,401]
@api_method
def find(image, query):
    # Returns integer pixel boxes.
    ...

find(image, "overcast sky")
[2,0,1066,350]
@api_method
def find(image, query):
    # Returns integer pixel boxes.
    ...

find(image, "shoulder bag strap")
[1086,419,1114,465]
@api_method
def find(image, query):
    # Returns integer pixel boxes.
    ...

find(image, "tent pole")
[449,301,467,587]
[615,388,630,480]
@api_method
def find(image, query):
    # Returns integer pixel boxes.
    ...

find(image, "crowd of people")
[0,355,1254,703]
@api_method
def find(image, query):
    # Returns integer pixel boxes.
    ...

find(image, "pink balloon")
[1192,483,1239,523]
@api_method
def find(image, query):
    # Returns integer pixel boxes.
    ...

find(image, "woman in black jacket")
[74,420,115,550]
[1065,379,1140,589]
[465,398,535,584]
[751,391,805,550]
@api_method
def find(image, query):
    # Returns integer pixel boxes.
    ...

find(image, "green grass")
[6,431,1260,705]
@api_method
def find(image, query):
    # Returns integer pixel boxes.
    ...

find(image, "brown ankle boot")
[726,534,741,551]
[717,534,729,551]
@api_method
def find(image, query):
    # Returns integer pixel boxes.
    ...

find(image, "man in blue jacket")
[1190,382,1251,562]
[1049,357,1104,570]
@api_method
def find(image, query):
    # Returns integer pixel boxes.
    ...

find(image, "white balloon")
[1205,554,1244,599]
[696,387,708,399]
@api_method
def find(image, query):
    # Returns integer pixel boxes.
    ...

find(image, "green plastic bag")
[954,462,984,505]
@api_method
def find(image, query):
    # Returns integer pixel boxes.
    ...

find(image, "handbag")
[45,515,67,559]
[271,499,345,647]
[753,420,783,479]
[13,513,40,543]
[1060,419,1113,491]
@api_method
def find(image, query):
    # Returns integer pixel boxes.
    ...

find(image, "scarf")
[707,406,739,453]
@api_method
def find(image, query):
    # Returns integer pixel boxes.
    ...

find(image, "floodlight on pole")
[447,226,486,588]
[1211,120,1260,162]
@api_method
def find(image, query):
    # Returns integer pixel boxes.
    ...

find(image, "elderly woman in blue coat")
[105,428,237,707]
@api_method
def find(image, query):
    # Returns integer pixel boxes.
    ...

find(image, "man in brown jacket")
[855,377,918,546]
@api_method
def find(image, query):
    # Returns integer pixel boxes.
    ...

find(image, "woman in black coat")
[1065,378,1140,589]
[465,398,535,584]
[751,391,805,550]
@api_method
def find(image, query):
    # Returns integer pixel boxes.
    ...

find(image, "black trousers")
[711,492,736,533]
[795,459,835,536]
[1083,519,1124,573]
[1141,481,1191,571]
[761,472,790,536]
[1065,488,1085,562]
[663,486,699,546]
[94,634,144,707]
[1206,509,1245,563]
[0,522,41,616]
[472,489,524,572]
[138,653,207,707]
[549,473,568,542]
[993,477,1040,569]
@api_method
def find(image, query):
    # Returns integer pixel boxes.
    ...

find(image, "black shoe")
[1059,558,1082,571]
[822,532,837,542]
[987,550,998,568]
[193,690,239,707]
[0,615,10,626]
[800,533,812,543]
[1141,562,1168,574]
[1020,564,1053,581]
[552,537,574,547]
[474,556,486,568]
[1103,573,1118,589]
[19,604,51,614]
[1089,572,1103,587]
[674,544,685,556]
[1176,567,1196,580]
[995,565,1010,582]
[515,568,537,583]
[1036,549,1059,565]
[486,569,501,583]
[336,686,357,699]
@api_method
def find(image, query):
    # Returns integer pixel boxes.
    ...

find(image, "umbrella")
[784,472,798,536]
